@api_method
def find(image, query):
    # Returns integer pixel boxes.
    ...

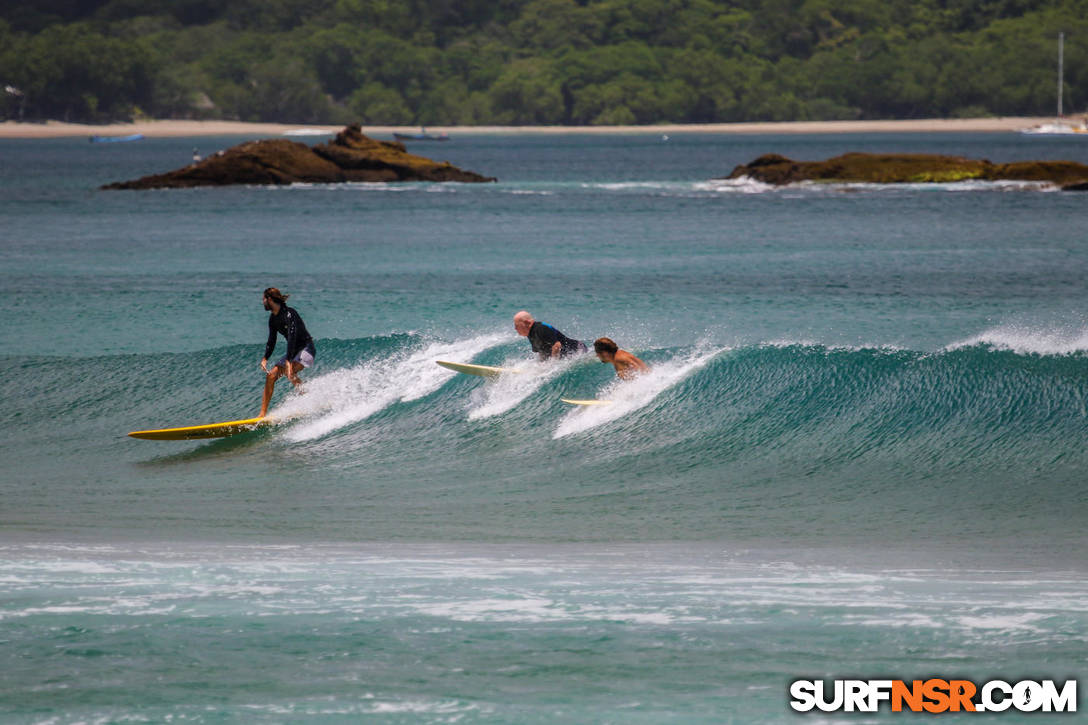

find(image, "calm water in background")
[1,131,1086,722]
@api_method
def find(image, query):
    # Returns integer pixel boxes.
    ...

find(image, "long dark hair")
[264,287,289,305]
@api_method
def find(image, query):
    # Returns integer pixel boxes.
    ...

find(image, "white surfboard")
[436,360,521,378]
[560,398,613,406]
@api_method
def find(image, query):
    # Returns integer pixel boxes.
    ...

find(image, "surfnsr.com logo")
[789,679,1078,713]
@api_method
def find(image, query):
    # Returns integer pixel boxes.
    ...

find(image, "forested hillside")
[2,0,1086,125]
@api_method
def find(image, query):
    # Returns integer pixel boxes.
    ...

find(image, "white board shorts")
[275,342,315,370]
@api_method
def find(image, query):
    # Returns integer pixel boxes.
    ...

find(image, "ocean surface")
[1,131,1086,722]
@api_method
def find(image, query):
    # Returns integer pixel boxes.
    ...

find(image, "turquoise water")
[1,132,1086,722]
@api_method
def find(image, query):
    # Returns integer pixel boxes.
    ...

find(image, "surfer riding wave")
[259,287,315,418]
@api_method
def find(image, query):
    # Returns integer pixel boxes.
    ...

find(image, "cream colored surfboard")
[560,398,613,406]
[128,417,274,440]
[436,360,521,378]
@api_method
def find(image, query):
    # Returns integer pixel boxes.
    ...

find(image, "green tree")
[6,0,1088,124]
[347,81,414,123]
[9,23,156,121]
[488,59,564,123]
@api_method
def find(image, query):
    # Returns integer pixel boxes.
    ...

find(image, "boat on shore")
[1020,121,1087,135]
[1020,32,1088,135]
[89,133,145,143]
[283,128,334,136]
[393,127,450,142]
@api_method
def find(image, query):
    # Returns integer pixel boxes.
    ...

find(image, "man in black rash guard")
[259,287,316,418]
[513,310,587,360]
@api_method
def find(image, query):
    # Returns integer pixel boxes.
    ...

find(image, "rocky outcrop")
[103,124,495,189]
[725,152,1088,190]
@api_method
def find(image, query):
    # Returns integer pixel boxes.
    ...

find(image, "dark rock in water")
[725,152,1088,188]
[103,124,495,189]
[310,125,487,182]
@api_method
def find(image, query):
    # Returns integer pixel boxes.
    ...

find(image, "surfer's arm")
[263,319,277,361]
[283,311,301,361]
[550,341,562,358]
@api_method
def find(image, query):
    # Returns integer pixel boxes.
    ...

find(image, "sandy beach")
[0,116,1056,138]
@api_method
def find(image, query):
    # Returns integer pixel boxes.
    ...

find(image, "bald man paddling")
[513,310,587,360]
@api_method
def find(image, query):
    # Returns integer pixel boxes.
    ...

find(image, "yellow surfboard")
[128,417,273,440]
[436,360,521,378]
[560,398,613,406]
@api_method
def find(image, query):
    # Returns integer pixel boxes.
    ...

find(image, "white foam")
[466,356,573,420]
[416,596,557,622]
[569,177,1058,196]
[762,338,907,353]
[694,177,778,194]
[413,597,678,625]
[16,561,123,574]
[276,333,506,441]
[367,699,477,715]
[955,612,1049,632]
[584,181,679,191]
[797,179,1056,193]
[581,179,778,195]
[552,348,722,438]
[270,182,412,193]
[946,324,1088,355]
[847,613,945,629]
[238,697,476,717]
[940,179,1057,192]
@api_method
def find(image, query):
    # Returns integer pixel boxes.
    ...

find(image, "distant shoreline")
[0,117,1058,139]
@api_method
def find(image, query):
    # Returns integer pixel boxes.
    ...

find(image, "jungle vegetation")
[1,0,1086,125]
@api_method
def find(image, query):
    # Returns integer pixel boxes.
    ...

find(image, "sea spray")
[946,323,1088,356]
[277,333,506,442]
[467,355,578,420]
[553,347,724,439]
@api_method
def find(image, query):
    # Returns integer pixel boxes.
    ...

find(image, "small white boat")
[394,128,450,142]
[1020,122,1088,135]
[89,133,145,143]
[1020,33,1088,135]
[283,128,334,136]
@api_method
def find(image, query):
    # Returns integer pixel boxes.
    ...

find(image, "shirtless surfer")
[514,310,587,360]
[259,287,316,418]
[593,337,649,380]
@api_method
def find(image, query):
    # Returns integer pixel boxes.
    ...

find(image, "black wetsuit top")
[264,305,314,361]
[527,321,586,358]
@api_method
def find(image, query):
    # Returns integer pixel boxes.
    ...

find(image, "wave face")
[7,333,1087,548]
